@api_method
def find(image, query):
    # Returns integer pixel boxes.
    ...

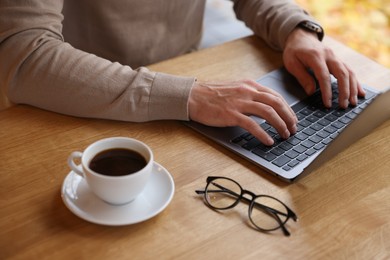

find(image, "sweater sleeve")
[0,0,195,121]
[231,0,321,50]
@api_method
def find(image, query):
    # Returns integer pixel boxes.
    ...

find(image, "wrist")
[285,26,319,50]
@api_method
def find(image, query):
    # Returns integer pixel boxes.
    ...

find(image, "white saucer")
[61,162,175,226]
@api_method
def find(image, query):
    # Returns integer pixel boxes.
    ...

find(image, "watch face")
[304,22,322,33]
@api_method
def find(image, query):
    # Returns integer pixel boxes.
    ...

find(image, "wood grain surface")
[1,36,389,259]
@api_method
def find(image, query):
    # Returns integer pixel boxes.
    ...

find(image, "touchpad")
[256,68,307,106]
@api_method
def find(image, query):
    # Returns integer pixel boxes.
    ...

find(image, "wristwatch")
[298,21,324,41]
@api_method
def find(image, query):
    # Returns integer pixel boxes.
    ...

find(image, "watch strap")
[298,21,324,41]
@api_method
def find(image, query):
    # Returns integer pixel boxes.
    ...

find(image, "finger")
[309,61,332,108]
[234,113,274,146]
[357,81,366,97]
[349,75,365,106]
[246,81,298,124]
[285,58,317,95]
[240,101,292,140]
[232,82,297,140]
[250,91,297,134]
[348,68,359,106]
[327,59,350,108]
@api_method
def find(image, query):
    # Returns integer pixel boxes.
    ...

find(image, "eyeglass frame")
[195,176,298,236]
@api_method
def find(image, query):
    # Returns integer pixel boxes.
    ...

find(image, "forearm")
[0,0,195,121]
[231,0,319,50]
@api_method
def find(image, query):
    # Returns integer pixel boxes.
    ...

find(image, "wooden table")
[1,36,389,259]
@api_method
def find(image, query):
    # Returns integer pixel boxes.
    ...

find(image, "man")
[0,0,364,146]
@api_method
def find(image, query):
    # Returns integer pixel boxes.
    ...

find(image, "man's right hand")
[188,80,298,146]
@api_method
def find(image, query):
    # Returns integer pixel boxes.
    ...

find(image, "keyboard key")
[299,108,312,116]
[242,138,261,150]
[273,134,285,143]
[346,112,357,120]
[266,131,277,138]
[309,135,322,143]
[299,119,311,128]
[316,130,330,139]
[288,160,300,168]
[306,115,320,123]
[293,145,307,154]
[339,117,352,124]
[314,143,325,150]
[287,136,301,146]
[303,128,316,136]
[285,150,299,159]
[278,142,293,151]
[330,133,339,139]
[353,107,363,114]
[297,112,306,120]
[319,107,334,114]
[241,132,253,141]
[297,124,305,132]
[272,155,290,167]
[301,140,315,148]
[255,144,273,152]
[305,149,317,156]
[295,132,309,141]
[325,114,338,122]
[313,111,327,118]
[318,118,331,126]
[297,154,308,162]
[232,135,243,143]
[324,125,337,134]
[332,110,346,117]
[307,105,319,111]
[360,103,368,109]
[357,98,366,105]
[322,138,333,145]
[267,126,278,135]
[270,147,284,156]
[252,149,277,161]
[331,121,345,129]
[310,123,323,131]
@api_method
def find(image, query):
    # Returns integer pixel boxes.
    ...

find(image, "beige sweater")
[0,0,316,120]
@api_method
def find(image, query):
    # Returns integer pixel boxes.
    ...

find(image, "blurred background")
[201,0,389,68]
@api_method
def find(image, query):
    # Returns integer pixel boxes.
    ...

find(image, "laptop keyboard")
[231,82,376,171]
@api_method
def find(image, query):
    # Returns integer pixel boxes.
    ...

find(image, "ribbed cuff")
[148,72,195,121]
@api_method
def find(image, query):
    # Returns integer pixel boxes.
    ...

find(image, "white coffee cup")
[68,137,153,205]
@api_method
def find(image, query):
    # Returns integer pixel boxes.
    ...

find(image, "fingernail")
[283,129,290,139]
[352,95,358,105]
[291,124,297,134]
[342,99,349,108]
[266,136,274,146]
[326,99,332,108]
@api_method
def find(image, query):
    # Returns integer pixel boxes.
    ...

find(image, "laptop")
[185,67,390,182]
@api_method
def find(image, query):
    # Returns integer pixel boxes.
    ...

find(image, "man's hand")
[188,80,298,146]
[283,28,366,108]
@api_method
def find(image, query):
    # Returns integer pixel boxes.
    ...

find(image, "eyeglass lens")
[205,177,241,209]
[250,196,289,230]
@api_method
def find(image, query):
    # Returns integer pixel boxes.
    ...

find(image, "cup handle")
[67,151,85,177]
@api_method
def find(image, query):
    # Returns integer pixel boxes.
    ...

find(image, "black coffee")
[89,148,147,176]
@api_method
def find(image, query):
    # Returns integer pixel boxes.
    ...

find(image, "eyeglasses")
[195,176,298,236]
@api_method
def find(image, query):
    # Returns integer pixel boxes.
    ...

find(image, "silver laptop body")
[185,68,390,182]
